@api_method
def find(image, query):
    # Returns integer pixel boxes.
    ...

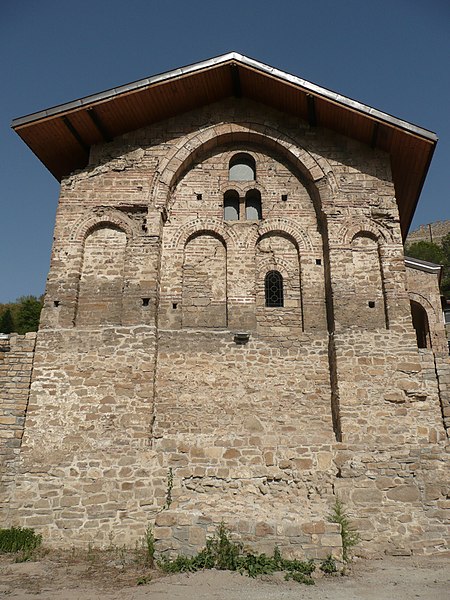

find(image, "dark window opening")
[265,270,284,307]
[229,153,256,181]
[368,301,375,308]
[142,298,150,307]
[315,258,322,265]
[53,300,60,307]
[245,189,262,220]
[281,194,288,201]
[410,300,430,349]
[172,302,178,309]
[196,193,202,200]
[224,190,240,221]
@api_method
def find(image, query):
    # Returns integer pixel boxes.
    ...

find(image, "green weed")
[144,525,155,567]
[328,497,360,562]
[158,522,316,585]
[320,553,338,573]
[0,527,42,562]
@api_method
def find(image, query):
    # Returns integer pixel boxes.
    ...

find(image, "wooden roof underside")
[12,52,437,238]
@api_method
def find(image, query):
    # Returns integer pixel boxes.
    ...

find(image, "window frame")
[265,270,284,308]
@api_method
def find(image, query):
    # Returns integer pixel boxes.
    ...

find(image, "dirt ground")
[0,551,448,600]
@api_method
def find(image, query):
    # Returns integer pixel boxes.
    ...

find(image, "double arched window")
[223,189,262,221]
[224,154,262,221]
[265,270,284,307]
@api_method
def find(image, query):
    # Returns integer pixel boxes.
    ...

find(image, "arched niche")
[76,224,127,327]
[255,232,303,334]
[154,123,330,221]
[349,233,387,329]
[182,232,227,329]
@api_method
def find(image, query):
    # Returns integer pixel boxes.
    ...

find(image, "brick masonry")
[1,99,449,557]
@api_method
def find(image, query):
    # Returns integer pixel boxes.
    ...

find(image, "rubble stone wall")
[0,333,36,517]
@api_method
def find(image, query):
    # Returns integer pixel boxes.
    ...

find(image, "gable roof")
[11,51,437,237]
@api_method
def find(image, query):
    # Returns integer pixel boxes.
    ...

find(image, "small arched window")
[265,270,284,307]
[229,153,256,181]
[223,190,240,221]
[245,189,262,220]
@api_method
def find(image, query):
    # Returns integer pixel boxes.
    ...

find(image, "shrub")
[0,527,42,561]
[158,522,316,584]
[320,553,338,573]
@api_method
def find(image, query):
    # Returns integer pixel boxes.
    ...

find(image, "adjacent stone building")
[3,53,449,557]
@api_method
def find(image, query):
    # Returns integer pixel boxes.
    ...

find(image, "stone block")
[154,527,172,540]
[155,511,177,527]
[255,522,275,537]
[386,485,420,503]
[352,488,383,504]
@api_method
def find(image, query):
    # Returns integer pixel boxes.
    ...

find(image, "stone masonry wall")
[0,333,36,518]
[406,265,450,434]
[2,99,449,557]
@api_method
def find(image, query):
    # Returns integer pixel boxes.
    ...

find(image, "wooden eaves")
[11,51,438,238]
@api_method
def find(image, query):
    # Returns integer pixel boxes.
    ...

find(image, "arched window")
[229,153,256,181]
[223,190,240,221]
[410,300,431,348]
[245,189,262,220]
[265,270,284,307]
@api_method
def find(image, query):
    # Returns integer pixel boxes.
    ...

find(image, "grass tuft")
[0,527,42,562]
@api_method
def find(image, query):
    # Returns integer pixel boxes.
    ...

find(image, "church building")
[3,52,449,557]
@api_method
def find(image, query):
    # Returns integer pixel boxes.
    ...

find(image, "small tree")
[440,233,450,299]
[405,240,444,265]
[0,308,15,334]
[15,296,43,334]
[406,236,450,299]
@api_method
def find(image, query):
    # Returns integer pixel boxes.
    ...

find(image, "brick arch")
[336,221,392,246]
[408,291,439,322]
[255,254,296,280]
[167,217,238,251]
[219,180,267,195]
[247,218,313,252]
[185,229,227,250]
[152,121,335,210]
[70,210,135,243]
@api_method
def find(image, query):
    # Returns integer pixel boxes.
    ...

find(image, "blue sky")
[1,0,449,302]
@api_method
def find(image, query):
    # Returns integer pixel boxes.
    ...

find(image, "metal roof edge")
[234,54,438,142]
[404,256,443,274]
[11,52,238,129]
[11,52,438,143]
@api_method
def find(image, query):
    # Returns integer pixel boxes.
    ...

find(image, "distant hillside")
[407,220,450,245]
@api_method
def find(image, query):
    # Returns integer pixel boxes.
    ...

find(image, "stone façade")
[2,56,449,558]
